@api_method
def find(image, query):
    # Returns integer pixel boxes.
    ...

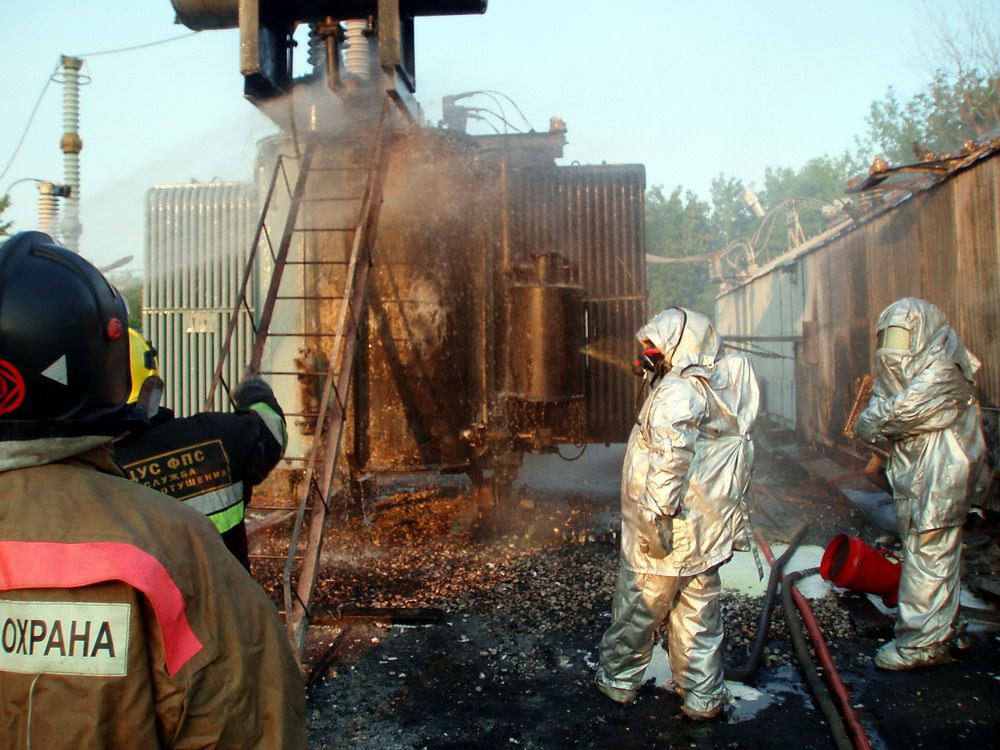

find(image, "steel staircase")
[206,99,393,660]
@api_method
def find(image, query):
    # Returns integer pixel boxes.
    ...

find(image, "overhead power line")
[0,63,60,187]
[73,31,200,59]
[477,89,534,131]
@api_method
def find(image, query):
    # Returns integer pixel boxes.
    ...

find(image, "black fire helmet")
[0,231,131,423]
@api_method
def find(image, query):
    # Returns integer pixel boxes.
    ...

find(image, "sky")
[0,0,992,270]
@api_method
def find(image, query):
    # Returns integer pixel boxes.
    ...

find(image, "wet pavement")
[260,443,1000,749]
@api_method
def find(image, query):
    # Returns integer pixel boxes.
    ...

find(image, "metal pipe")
[498,158,511,395]
[173,187,185,412]
[157,190,168,401]
[307,17,344,91]
[182,188,194,413]
[324,31,341,90]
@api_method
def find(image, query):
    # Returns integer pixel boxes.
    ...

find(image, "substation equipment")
[151,0,647,655]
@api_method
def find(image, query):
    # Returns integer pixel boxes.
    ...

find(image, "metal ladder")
[206,99,393,659]
[204,139,315,408]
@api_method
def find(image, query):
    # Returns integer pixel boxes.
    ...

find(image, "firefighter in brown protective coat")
[0,232,306,748]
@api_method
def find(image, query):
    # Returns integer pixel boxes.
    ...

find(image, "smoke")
[80,110,275,270]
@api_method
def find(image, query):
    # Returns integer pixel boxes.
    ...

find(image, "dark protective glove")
[638,515,674,559]
[232,375,275,409]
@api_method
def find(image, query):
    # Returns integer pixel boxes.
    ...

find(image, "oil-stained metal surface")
[506,252,586,445]
[716,149,1000,457]
[143,182,258,416]
[348,130,487,472]
[341,136,645,471]
[146,129,647,480]
[505,164,647,443]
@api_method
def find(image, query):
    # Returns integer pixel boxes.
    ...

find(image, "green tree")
[857,71,999,166]
[856,2,999,167]
[109,270,144,329]
[708,176,757,248]
[123,284,143,330]
[745,155,858,261]
[643,3,999,299]
[761,156,855,212]
[0,194,11,237]
[644,185,718,317]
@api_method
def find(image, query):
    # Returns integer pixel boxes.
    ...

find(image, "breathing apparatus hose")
[782,567,853,750]
[757,533,873,750]
[725,521,809,683]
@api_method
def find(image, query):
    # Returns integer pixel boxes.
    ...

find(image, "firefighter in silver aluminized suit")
[855,297,985,670]
[596,307,760,720]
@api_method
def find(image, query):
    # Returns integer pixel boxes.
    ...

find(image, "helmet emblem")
[0,359,26,415]
[41,356,69,386]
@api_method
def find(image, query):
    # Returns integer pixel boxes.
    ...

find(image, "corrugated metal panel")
[716,151,1000,453]
[144,182,258,416]
[718,264,802,430]
[506,164,647,442]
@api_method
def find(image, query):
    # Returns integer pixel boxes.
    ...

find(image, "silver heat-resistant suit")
[855,297,985,669]
[597,308,759,716]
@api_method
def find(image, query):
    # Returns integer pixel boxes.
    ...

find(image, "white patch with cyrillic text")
[0,600,130,676]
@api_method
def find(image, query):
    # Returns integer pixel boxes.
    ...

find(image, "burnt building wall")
[717,150,999,456]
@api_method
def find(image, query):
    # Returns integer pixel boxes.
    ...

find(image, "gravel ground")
[247,448,1000,749]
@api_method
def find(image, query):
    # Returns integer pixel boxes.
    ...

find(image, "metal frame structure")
[206,99,394,659]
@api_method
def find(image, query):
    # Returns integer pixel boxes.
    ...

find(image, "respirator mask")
[632,347,665,376]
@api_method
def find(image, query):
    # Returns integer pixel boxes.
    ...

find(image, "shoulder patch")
[121,439,232,500]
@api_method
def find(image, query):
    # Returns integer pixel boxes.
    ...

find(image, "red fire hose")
[755,530,873,750]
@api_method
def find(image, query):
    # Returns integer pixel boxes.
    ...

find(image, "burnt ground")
[250,444,1000,749]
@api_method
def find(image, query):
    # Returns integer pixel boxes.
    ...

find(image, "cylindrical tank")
[507,253,584,402]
